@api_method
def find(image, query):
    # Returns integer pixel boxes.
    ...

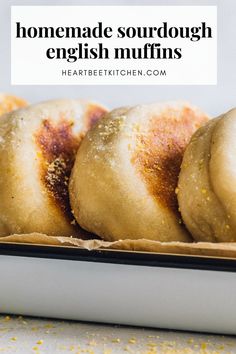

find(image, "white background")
[1,0,236,117]
[11,6,217,85]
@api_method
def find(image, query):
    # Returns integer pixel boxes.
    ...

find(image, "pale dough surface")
[70,102,208,242]
[178,108,236,242]
[0,99,107,236]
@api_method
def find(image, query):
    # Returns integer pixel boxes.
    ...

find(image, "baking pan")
[0,242,236,334]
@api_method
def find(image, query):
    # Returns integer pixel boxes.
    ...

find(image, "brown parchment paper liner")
[1,233,236,258]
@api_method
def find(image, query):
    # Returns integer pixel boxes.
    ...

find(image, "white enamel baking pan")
[0,242,236,335]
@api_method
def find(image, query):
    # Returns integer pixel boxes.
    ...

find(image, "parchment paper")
[1,233,236,258]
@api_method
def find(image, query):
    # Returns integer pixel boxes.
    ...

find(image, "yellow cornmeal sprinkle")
[88,340,97,346]
[187,339,194,344]
[147,342,158,347]
[4,316,11,322]
[44,323,54,328]
[0,315,232,354]
[36,339,44,345]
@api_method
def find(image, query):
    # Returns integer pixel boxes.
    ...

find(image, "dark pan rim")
[0,241,236,272]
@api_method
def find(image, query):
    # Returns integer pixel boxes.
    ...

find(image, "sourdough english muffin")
[69,102,208,242]
[0,93,27,116]
[0,99,107,236]
[178,108,236,242]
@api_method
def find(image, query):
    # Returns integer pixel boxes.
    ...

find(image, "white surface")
[0,314,236,353]
[0,0,235,116]
[1,255,236,335]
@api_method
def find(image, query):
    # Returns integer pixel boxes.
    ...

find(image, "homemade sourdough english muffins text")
[0,99,107,236]
[178,108,236,242]
[69,102,208,242]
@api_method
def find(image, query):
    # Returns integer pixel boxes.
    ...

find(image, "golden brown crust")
[132,106,209,216]
[84,103,107,130]
[0,94,28,116]
[34,103,107,223]
[35,118,82,222]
